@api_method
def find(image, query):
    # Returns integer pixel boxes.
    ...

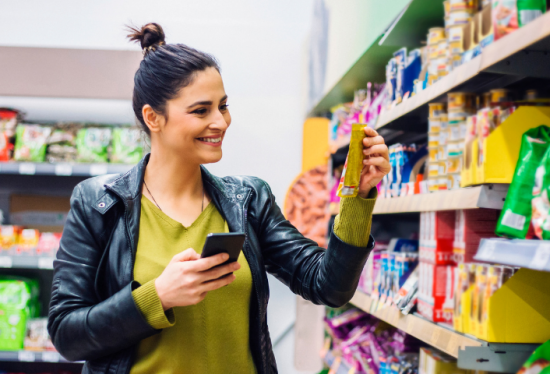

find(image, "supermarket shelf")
[376,11,550,130]
[309,0,444,116]
[0,350,79,364]
[373,184,508,214]
[475,238,550,271]
[350,290,483,357]
[0,256,55,270]
[0,162,133,177]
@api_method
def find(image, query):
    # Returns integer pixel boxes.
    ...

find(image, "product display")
[0,226,61,258]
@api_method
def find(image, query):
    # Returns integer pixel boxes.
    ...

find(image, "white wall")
[0,1,314,373]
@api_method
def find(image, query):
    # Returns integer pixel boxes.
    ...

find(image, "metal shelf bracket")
[458,343,538,373]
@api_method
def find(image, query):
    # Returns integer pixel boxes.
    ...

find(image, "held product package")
[337,124,366,198]
[110,127,144,164]
[13,125,52,162]
[76,126,112,163]
[496,126,550,238]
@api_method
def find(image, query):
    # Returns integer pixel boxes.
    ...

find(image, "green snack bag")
[13,125,52,162]
[76,127,112,163]
[517,339,550,373]
[518,0,546,27]
[110,127,143,164]
[531,145,550,239]
[0,278,34,350]
[496,125,550,238]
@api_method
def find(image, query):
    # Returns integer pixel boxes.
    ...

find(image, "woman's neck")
[144,150,203,202]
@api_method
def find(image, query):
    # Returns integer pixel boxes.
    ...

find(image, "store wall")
[322,0,411,95]
[0,1,315,373]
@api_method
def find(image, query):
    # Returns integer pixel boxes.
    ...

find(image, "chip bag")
[496,126,550,238]
[337,124,366,198]
[13,125,52,162]
[76,127,112,163]
[517,339,550,374]
[110,127,143,164]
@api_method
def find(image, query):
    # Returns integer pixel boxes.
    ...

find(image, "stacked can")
[447,92,476,189]
[426,27,448,86]
[427,103,448,191]
[445,0,479,70]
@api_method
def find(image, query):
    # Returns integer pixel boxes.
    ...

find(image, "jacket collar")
[105,153,251,207]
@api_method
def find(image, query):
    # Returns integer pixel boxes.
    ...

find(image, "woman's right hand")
[154,248,240,310]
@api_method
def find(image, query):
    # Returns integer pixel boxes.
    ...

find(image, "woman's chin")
[200,152,223,165]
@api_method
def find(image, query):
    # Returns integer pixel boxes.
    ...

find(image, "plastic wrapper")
[45,123,80,163]
[111,127,144,163]
[337,124,366,198]
[25,318,56,351]
[13,125,52,162]
[76,127,112,163]
[532,144,550,239]
[496,126,550,238]
[517,339,550,373]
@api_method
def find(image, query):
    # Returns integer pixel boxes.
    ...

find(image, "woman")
[47,23,390,374]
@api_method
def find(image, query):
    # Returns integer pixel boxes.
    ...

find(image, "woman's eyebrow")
[186,95,228,109]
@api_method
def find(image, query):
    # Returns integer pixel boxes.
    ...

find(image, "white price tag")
[38,257,54,269]
[18,350,36,362]
[18,163,36,175]
[529,243,550,271]
[42,351,60,362]
[90,164,108,176]
[54,164,72,176]
[0,256,13,268]
[481,240,497,260]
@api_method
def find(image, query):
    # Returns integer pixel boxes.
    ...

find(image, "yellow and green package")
[110,127,143,164]
[13,125,52,162]
[337,124,366,198]
[0,277,39,351]
[76,127,112,163]
[517,339,550,373]
[496,126,550,238]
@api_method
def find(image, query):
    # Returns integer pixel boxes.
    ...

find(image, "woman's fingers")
[201,261,240,282]
[192,252,230,272]
[201,272,236,293]
[363,135,385,148]
[363,156,390,169]
[363,127,378,137]
[170,248,200,264]
[363,144,389,160]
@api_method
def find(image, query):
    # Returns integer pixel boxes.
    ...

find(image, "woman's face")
[151,67,231,165]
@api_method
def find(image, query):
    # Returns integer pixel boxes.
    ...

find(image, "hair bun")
[127,23,166,52]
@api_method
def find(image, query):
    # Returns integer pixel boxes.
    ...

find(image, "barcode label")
[18,351,36,362]
[55,164,72,176]
[520,10,542,25]
[501,210,526,230]
[19,163,36,175]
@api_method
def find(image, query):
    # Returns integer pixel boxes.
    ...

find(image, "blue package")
[387,238,419,253]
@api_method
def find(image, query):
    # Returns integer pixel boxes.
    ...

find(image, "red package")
[418,262,456,323]
[36,233,62,257]
[453,209,499,263]
[420,211,456,264]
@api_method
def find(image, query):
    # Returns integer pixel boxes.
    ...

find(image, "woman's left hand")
[357,127,391,199]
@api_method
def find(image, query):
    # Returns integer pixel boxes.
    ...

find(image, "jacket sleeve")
[253,180,374,308]
[47,185,158,362]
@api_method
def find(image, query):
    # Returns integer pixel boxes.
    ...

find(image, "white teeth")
[199,137,222,143]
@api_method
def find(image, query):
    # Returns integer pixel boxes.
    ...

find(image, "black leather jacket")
[47,154,374,374]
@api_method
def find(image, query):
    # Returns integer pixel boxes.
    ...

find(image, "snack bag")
[517,339,550,374]
[493,0,519,40]
[13,125,52,162]
[496,126,550,238]
[517,0,546,27]
[337,124,366,198]
[76,127,112,163]
[532,145,550,239]
[110,127,143,164]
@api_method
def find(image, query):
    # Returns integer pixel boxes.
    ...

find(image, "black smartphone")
[201,232,245,265]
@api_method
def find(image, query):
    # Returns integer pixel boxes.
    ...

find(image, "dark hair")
[127,23,220,136]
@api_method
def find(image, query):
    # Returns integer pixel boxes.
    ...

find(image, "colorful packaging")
[517,339,550,373]
[496,126,550,238]
[110,127,144,164]
[16,229,40,256]
[0,226,22,253]
[36,233,61,257]
[492,0,519,40]
[517,0,546,27]
[337,124,366,198]
[76,127,112,163]
[13,125,52,162]
[25,318,56,351]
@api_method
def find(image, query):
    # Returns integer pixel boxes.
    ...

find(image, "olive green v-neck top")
[130,188,377,374]
[130,197,256,374]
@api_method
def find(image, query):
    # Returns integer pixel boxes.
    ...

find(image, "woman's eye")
[220,104,229,111]
[192,108,207,115]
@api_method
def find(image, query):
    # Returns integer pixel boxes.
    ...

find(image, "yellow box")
[461,106,550,187]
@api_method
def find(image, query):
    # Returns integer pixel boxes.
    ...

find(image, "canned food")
[429,147,439,162]
[428,27,446,45]
[448,92,475,110]
[429,119,442,132]
[429,103,446,118]
[490,89,513,103]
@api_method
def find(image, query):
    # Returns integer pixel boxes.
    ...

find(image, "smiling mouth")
[197,137,222,144]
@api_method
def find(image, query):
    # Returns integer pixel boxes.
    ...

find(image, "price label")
[529,243,550,271]
[42,351,60,362]
[38,257,54,269]
[481,240,497,260]
[0,256,13,268]
[19,163,36,175]
[18,350,36,362]
[55,164,72,176]
[90,164,108,176]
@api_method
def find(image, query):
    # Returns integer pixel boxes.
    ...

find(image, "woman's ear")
[142,104,164,134]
